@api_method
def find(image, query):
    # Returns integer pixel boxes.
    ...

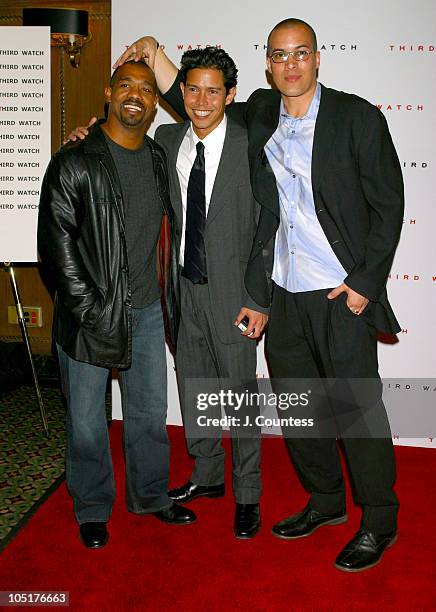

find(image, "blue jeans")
[57,299,171,524]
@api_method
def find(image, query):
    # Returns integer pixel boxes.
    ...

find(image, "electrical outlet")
[7,306,43,328]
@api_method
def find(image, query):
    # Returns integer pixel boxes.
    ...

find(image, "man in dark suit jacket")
[114,17,404,569]
[240,19,403,574]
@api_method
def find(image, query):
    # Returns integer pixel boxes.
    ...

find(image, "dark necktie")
[182,141,208,284]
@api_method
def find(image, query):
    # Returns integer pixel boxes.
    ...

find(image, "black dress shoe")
[152,502,196,525]
[168,480,225,504]
[234,503,261,539]
[335,528,398,572]
[79,522,109,548]
[272,504,347,540]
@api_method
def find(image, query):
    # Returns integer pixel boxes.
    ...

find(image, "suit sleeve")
[154,125,164,146]
[243,296,270,314]
[243,197,271,314]
[344,105,404,301]
[161,72,188,119]
[37,154,103,327]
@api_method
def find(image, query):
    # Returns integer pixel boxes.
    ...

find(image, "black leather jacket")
[38,122,178,368]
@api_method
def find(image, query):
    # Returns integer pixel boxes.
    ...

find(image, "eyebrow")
[271,44,311,52]
[117,76,155,87]
[185,81,224,90]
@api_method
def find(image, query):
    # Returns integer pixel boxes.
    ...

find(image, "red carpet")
[1,423,435,611]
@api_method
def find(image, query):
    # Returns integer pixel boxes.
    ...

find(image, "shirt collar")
[279,81,321,124]
[187,114,227,154]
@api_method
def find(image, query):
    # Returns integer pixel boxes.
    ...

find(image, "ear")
[180,82,185,99]
[266,55,272,75]
[104,85,112,104]
[225,86,236,106]
[315,50,320,71]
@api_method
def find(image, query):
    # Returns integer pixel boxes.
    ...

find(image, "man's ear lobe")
[104,86,112,103]
[225,86,237,105]
[180,82,185,98]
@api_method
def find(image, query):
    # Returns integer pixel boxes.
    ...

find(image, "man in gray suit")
[154,48,269,538]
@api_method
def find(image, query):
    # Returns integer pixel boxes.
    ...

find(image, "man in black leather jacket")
[38,60,194,549]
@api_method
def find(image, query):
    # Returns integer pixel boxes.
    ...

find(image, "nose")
[197,90,208,106]
[284,53,298,68]
[129,83,142,97]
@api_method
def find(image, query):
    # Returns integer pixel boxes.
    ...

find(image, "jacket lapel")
[248,94,281,219]
[166,121,189,225]
[311,84,339,192]
[251,99,281,159]
[206,118,245,225]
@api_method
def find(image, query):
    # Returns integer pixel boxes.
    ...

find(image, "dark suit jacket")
[164,80,404,334]
[154,117,270,345]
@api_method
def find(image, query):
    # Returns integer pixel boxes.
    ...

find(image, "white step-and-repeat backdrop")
[0,27,51,263]
[111,0,436,447]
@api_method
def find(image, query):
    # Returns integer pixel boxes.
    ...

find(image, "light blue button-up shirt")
[265,83,347,293]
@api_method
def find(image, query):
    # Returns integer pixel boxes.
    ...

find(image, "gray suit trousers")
[175,276,261,504]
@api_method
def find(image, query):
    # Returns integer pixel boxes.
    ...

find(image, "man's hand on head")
[65,116,97,143]
[327,283,369,315]
[113,36,159,70]
[234,308,268,340]
[113,37,177,95]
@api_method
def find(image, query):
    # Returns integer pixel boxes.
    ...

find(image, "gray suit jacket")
[155,117,270,345]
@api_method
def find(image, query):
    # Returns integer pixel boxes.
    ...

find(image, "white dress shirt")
[176,115,227,266]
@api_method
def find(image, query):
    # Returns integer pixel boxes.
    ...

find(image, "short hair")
[179,47,238,92]
[267,18,318,54]
[109,59,156,91]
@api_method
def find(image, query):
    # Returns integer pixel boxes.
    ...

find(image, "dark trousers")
[175,276,261,504]
[266,284,399,535]
[57,300,171,524]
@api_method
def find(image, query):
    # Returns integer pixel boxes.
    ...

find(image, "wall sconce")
[22,8,91,145]
[23,8,91,68]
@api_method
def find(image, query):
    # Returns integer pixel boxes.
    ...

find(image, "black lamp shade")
[22,8,88,36]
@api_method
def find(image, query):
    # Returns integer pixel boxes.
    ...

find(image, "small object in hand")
[238,315,250,333]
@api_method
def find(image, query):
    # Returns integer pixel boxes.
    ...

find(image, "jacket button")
[258,240,264,248]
